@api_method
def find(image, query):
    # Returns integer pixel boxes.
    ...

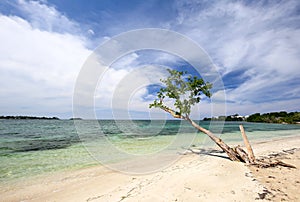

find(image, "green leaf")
[149,69,212,116]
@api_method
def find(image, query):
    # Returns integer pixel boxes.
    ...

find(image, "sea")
[1,119,300,184]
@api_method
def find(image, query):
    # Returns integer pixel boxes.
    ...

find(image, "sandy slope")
[248,137,300,201]
[1,135,299,202]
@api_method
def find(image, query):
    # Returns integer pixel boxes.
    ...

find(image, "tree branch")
[159,104,186,119]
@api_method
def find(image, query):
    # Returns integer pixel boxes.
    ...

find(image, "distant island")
[203,111,300,124]
[69,118,83,120]
[0,116,60,120]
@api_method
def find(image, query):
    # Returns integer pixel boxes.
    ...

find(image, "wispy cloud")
[172,0,300,114]
[0,1,91,117]
[15,0,80,33]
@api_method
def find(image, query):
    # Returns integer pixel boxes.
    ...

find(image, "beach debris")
[250,148,298,168]
[233,145,251,163]
[257,192,267,199]
[252,158,297,169]
[282,148,297,154]
[255,187,273,200]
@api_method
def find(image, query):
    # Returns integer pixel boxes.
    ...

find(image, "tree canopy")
[149,69,212,117]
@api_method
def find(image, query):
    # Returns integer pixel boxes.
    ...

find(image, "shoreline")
[1,135,300,201]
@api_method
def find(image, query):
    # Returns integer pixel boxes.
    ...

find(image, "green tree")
[246,111,300,124]
[149,69,250,162]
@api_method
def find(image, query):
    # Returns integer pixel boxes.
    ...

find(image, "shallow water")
[0,119,299,183]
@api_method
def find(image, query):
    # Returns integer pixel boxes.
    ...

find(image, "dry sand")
[1,135,300,202]
[248,138,300,201]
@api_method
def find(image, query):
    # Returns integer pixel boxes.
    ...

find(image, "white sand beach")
[1,135,300,202]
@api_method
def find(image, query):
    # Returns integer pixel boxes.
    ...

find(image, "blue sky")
[0,0,299,119]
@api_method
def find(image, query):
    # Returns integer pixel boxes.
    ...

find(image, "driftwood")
[238,125,296,168]
[251,159,297,169]
[239,125,255,163]
[233,145,250,163]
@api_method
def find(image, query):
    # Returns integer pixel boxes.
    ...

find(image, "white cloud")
[94,63,169,118]
[0,13,91,116]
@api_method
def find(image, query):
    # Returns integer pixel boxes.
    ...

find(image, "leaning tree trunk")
[160,105,248,162]
[185,117,242,162]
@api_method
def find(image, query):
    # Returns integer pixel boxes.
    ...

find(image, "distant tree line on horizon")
[203,114,245,122]
[0,116,60,120]
[246,111,300,124]
[203,111,300,124]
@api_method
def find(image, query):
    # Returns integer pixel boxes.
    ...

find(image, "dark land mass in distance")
[203,111,300,124]
[0,116,59,120]
[1,111,299,124]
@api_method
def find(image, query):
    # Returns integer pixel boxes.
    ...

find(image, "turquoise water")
[0,119,300,184]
